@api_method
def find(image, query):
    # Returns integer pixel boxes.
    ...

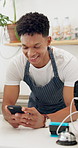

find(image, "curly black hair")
[16,12,50,37]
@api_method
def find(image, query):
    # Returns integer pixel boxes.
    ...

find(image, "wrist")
[43,114,51,128]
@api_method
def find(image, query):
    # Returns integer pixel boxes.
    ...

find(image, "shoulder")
[9,52,27,76]
[5,53,27,84]
[7,53,27,73]
[11,52,27,67]
[52,46,76,68]
[51,46,78,87]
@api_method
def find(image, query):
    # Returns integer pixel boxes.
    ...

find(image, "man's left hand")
[14,107,45,129]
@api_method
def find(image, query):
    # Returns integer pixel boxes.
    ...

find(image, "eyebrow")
[22,43,41,47]
[22,44,27,46]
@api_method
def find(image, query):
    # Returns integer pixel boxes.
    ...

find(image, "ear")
[47,36,52,46]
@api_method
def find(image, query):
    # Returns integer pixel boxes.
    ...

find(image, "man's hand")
[4,105,20,128]
[14,107,45,129]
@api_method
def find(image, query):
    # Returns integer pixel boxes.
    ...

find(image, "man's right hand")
[4,105,20,128]
[2,85,20,128]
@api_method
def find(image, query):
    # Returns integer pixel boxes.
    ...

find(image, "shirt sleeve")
[5,62,21,85]
[63,57,78,87]
[5,54,26,85]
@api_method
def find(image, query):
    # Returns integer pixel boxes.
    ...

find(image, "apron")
[23,47,66,114]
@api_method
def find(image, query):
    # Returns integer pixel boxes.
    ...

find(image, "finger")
[22,107,37,115]
[19,117,31,123]
[20,119,35,128]
[12,124,19,128]
[9,114,20,123]
[22,107,28,112]
[15,114,32,123]
[15,113,22,118]
[9,116,20,124]
[20,122,31,127]
[14,113,31,122]
[22,107,33,114]
[9,122,19,128]
[21,113,37,121]
[15,112,31,119]
[14,113,25,122]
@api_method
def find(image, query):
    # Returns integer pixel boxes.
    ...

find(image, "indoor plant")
[0,0,20,43]
[3,0,16,24]
[0,13,13,27]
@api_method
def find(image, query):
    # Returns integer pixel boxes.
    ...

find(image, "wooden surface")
[5,40,78,46]
[51,40,78,45]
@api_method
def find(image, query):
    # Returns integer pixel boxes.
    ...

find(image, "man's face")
[21,34,51,68]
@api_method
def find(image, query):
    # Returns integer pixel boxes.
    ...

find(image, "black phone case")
[7,105,24,114]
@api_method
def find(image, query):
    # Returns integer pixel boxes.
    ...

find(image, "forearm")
[2,85,20,119]
[47,105,78,122]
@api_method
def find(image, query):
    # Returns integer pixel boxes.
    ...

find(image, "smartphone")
[7,105,24,114]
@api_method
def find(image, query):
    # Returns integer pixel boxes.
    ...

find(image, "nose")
[27,48,35,57]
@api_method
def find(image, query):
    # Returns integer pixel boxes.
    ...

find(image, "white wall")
[0,0,78,94]
[0,0,78,29]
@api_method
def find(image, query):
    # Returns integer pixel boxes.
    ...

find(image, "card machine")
[49,122,69,136]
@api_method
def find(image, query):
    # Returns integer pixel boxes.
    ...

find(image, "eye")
[34,46,40,49]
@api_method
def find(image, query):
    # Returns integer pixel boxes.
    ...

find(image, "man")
[2,12,78,129]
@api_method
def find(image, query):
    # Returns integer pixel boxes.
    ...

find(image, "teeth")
[31,55,38,60]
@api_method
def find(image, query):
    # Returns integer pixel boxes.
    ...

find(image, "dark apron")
[23,47,66,114]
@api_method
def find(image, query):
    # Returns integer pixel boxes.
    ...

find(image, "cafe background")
[0,0,78,112]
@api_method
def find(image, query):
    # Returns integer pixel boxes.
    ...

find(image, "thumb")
[22,107,28,113]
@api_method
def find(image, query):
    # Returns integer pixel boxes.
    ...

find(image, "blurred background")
[0,0,78,113]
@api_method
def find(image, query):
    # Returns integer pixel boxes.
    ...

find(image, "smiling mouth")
[29,55,39,62]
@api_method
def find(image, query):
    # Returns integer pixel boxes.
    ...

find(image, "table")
[0,115,78,148]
